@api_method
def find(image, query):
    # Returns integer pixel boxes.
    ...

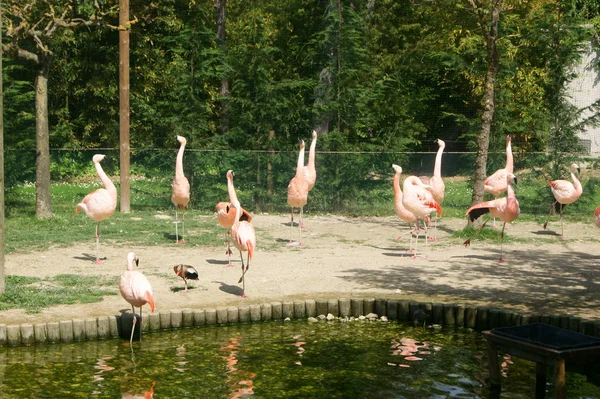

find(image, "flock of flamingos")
[73,133,592,343]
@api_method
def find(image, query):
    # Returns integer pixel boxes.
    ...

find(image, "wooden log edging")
[1,298,599,347]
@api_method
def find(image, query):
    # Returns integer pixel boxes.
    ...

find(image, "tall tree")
[215,0,229,134]
[1,0,112,218]
[0,0,5,294]
[468,0,503,206]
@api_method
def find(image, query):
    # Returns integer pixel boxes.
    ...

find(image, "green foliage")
[0,274,119,314]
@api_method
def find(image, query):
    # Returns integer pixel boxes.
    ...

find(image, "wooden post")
[119,0,131,213]
[0,0,5,294]
[535,362,547,399]
[553,358,566,399]
[486,340,502,391]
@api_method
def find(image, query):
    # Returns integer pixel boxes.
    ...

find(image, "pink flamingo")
[75,154,117,264]
[171,135,190,244]
[464,173,520,262]
[428,139,445,240]
[216,171,253,266]
[484,135,513,196]
[119,252,155,345]
[392,164,418,252]
[402,175,442,259]
[287,140,308,245]
[173,264,198,292]
[305,130,318,192]
[230,199,256,298]
[544,163,582,238]
[594,206,600,228]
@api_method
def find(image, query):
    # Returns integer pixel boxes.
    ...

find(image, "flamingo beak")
[135,257,140,267]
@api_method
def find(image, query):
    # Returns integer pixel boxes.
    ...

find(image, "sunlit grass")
[0,274,120,313]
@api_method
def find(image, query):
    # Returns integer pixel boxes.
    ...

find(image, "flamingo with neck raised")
[171,135,190,244]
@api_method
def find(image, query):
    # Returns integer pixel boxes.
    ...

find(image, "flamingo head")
[507,173,517,186]
[176,135,187,146]
[435,139,445,148]
[92,154,106,164]
[570,163,580,174]
[299,140,305,150]
[506,135,511,144]
[312,130,318,140]
[127,252,139,270]
[226,170,235,180]
[392,164,402,175]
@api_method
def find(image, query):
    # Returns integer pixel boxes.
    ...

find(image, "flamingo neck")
[572,172,583,194]
[227,176,239,203]
[95,162,116,194]
[296,147,305,176]
[308,139,317,170]
[393,173,401,197]
[434,144,444,178]
[505,140,513,173]
[176,142,186,178]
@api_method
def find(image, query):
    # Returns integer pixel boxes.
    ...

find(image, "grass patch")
[0,274,120,314]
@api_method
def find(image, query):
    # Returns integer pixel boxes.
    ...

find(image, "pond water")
[1,320,599,398]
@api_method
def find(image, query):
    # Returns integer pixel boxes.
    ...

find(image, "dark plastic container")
[492,323,600,350]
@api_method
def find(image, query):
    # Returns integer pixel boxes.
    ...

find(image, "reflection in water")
[220,335,255,398]
[292,334,306,366]
[389,337,441,367]
[121,380,156,399]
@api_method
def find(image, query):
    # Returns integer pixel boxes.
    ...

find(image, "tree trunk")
[35,56,53,219]
[0,0,5,294]
[215,0,229,134]
[119,0,131,213]
[470,1,500,207]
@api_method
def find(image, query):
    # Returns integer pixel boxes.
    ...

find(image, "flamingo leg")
[298,207,304,245]
[226,230,234,267]
[237,251,248,298]
[180,206,186,243]
[560,204,565,238]
[543,201,556,230]
[139,306,143,342]
[95,222,103,264]
[129,305,136,345]
[499,222,507,262]
[288,207,295,244]
[175,208,180,244]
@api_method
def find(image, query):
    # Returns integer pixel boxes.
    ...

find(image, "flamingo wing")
[548,180,577,204]
[484,169,508,196]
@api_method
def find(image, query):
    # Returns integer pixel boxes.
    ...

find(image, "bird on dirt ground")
[173,264,199,292]
[119,252,155,345]
[216,170,253,267]
[305,130,318,193]
[464,173,520,262]
[172,135,190,244]
[75,154,117,264]
[402,175,443,259]
[392,164,418,252]
[595,206,600,228]
[230,199,256,298]
[287,140,309,245]
[544,163,582,238]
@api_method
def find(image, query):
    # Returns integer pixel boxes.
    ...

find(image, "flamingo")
[392,164,418,252]
[172,135,190,244]
[484,135,513,196]
[119,252,155,345]
[305,130,318,192]
[594,206,600,228]
[216,170,252,267]
[427,139,445,240]
[287,140,308,245]
[402,175,442,259]
[75,154,117,264]
[464,173,520,262]
[230,199,256,298]
[173,264,199,292]
[544,163,582,238]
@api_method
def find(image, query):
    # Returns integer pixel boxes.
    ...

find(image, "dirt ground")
[3,213,600,326]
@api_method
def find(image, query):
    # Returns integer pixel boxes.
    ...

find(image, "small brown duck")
[173,264,199,292]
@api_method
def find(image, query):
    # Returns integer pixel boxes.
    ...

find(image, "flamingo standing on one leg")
[287,140,308,245]
[392,164,418,252]
[484,135,513,227]
[119,252,155,345]
[216,170,253,266]
[464,173,520,262]
[402,176,442,259]
[230,199,256,298]
[172,135,190,244]
[544,163,582,238]
[299,130,318,229]
[75,154,117,264]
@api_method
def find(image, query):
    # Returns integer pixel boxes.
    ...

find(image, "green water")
[1,320,599,398]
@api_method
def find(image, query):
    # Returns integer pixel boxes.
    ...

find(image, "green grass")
[0,274,120,313]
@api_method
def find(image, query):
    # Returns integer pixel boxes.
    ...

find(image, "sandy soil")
[2,214,600,326]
